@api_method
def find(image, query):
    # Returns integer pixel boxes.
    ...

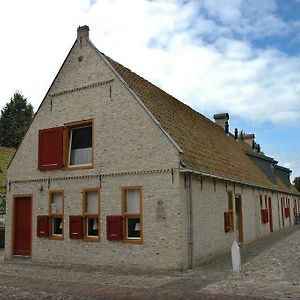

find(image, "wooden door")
[268,197,273,232]
[14,197,32,256]
[235,196,244,244]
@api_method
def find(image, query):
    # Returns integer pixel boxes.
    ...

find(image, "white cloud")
[0,0,300,173]
[1,0,299,126]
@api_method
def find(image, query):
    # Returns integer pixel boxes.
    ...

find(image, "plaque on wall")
[156,200,167,222]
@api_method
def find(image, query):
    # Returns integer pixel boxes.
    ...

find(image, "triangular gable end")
[8,26,181,178]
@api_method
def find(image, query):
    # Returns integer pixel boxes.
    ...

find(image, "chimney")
[213,113,229,133]
[243,133,255,147]
[77,25,89,46]
[234,128,238,140]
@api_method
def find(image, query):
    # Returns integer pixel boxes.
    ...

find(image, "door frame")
[12,194,33,256]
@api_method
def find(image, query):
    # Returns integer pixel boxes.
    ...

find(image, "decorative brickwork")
[49,79,114,98]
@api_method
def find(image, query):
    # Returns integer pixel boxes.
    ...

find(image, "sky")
[0,0,300,179]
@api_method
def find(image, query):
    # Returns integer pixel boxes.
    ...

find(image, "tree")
[0,92,34,148]
[293,176,300,192]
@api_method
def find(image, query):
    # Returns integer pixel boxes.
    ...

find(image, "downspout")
[277,192,281,230]
[186,172,194,269]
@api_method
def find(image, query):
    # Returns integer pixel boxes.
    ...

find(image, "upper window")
[65,120,93,169]
[83,188,100,241]
[49,191,64,239]
[122,187,143,243]
[38,119,93,171]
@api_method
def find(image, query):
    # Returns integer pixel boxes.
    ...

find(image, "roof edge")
[275,165,292,173]
[180,168,300,196]
[245,150,277,163]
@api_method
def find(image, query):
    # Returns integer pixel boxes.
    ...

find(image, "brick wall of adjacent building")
[184,175,298,265]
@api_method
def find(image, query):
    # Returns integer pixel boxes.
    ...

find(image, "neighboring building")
[4,26,300,270]
[0,146,15,214]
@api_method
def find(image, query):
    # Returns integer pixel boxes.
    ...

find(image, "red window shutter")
[285,207,290,218]
[37,215,49,237]
[107,215,122,240]
[38,126,64,171]
[261,209,269,223]
[69,215,83,239]
[224,212,230,232]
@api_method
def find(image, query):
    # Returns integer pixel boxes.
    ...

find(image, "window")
[38,120,94,171]
[122,187,143,243]
[260,195,263,210]
[224,191,234,232]
[228,191,233,211]
[65,120,93,169]
[260,195,268,224]
[49,191,64,239]
[264,195,268,209]
[83,188,100,241]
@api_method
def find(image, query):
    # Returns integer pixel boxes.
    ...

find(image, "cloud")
[1,0,300,128]
[0,0,299,175]
[200,0,289,39]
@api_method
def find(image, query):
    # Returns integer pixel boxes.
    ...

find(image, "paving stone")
[0,226,299,299]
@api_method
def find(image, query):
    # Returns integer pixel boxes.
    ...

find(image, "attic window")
[65,120,93,169]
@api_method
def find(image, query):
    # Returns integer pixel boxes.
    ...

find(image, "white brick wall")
[5,35,187,270]
[5,171,189,270]
[182,175,298,265]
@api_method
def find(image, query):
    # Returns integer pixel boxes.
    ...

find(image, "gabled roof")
[104,55,277,189]
[100,53,299,195]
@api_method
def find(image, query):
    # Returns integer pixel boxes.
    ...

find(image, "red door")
[14,197,32,256]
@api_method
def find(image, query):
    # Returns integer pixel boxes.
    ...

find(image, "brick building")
[5,26,300,270]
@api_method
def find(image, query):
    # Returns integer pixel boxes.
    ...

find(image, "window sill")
[50,236,64,241]
[122,239,143,244]
[83,237,100,243]
[65,164,94,171]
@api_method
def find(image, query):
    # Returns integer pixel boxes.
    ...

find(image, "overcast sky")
[0,0,300,179]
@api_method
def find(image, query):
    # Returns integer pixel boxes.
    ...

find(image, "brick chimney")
[77,25,89,46]
[213,113,229,133]
[244,133,255,147]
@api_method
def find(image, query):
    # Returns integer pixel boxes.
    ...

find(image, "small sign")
[156,200,167,222]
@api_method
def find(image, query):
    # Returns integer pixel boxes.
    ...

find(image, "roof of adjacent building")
[103,54,298,195]
[0,146,15,193]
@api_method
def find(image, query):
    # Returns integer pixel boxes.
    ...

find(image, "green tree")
[0,92,34,148]
[293,176,300,192]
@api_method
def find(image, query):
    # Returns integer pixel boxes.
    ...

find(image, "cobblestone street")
[0,226,299,299]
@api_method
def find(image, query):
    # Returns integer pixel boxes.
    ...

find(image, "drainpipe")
[186,172,194,269]
[277,192,281,230]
